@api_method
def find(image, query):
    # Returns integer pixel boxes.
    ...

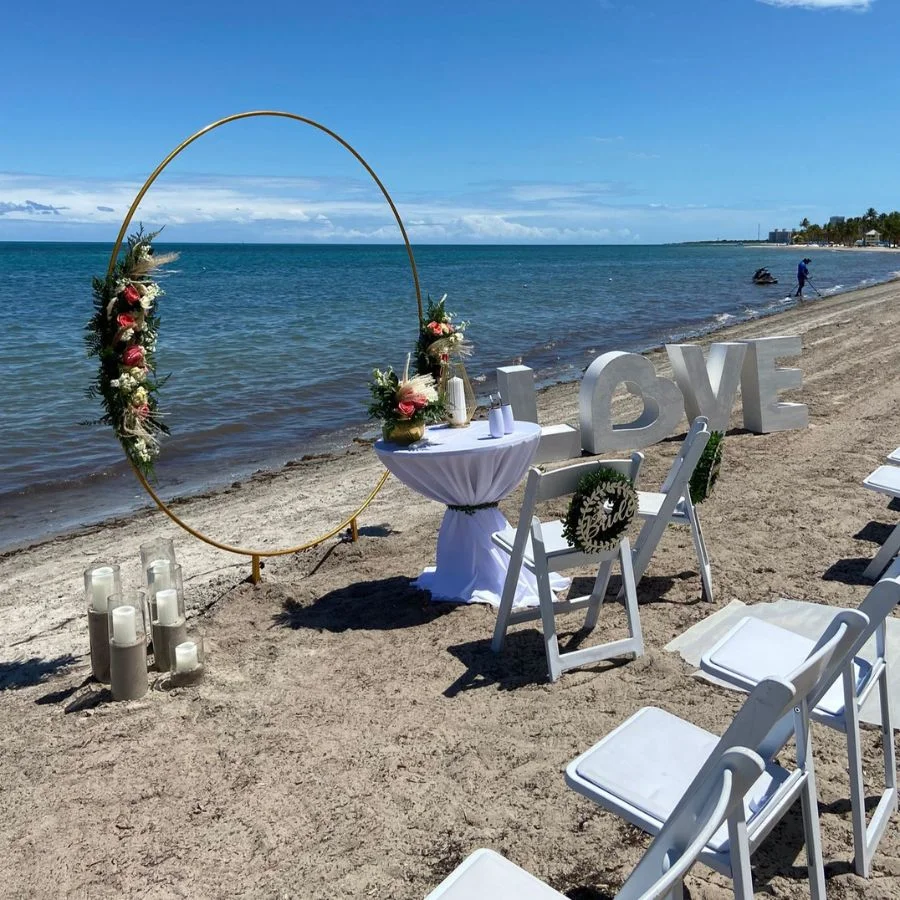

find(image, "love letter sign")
[498,336,807,460]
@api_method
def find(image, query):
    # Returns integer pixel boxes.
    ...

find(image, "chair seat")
[888,447,900,465]
[492,520,617,569]
[863,465,900,499]
[637,490,687,521]
[425,848,566,900]
[701,617,872,723]
[571,707,791,853]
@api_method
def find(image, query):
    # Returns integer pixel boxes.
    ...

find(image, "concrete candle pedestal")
[110,642,148,700]
[151,620,188,673]
[169,663,205,688]
[88,609,111,683]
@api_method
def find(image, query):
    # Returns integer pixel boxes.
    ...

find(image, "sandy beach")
[2,280,900,899]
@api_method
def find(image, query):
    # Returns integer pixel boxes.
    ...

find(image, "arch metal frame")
[106,111,421,581]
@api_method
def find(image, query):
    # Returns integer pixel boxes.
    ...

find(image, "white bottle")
[488,395,505,438]
[500,398,514,434]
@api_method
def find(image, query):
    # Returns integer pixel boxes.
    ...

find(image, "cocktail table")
[375,421,568,605]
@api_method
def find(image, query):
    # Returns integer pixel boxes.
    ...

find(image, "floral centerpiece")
[414,293,470,382]
[369,355,445,445]
[85,227,178,479]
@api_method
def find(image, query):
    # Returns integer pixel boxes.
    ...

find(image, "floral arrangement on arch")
[85,227,178,478]
[368,355,445,436]
[414,293,470,382]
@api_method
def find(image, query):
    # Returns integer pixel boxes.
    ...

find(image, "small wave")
[743,307,758,317]
[714,313,735,323]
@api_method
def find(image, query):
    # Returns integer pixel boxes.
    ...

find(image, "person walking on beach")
[795,257,811,297]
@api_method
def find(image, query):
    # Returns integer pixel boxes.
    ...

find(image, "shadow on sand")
[273,575,458,633]
[0,653,79,691]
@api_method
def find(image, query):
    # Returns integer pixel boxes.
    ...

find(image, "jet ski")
[752,267,778,285]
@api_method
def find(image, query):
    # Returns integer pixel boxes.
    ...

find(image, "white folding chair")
[565,608,869,900]
[424,747,765,900]
[491,453,644,682]
[887,446,900,465]
[700,560,900,877]
[862,465,900,580]
[627,417,714,602]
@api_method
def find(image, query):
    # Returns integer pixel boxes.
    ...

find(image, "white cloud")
[757,0,872,10]
[0,170,810,244]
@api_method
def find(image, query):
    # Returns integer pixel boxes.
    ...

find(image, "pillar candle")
[155,589,179,626]
[175,641,199,673]
[148,559,172,591]
[91,567,115,612]
[449,376,466,426]
[112,606,137,645]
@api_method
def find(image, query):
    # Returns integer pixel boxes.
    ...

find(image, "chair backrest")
[658,416,710,496]
[850,559,900,663]
[615,747,765,900]
[533,452,644,503]
[683,609,868,803]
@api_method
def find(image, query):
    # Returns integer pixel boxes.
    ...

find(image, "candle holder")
[108,590,148,701]
[149,565,187,673]
[439,359,476,427]
[84,562,121,683]
[139,538,178,593]
[169,635,205,687]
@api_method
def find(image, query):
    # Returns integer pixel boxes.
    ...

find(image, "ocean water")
[1,242,898,551]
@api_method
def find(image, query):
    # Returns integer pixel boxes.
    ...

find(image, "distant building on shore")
[768,228,793,244]
[829,215,845,225]
[863,229,882,246]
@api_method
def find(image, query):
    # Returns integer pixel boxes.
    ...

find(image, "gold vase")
[382,420,425,445]
[439,359,476,427]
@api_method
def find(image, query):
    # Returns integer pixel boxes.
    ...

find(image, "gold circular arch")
[107,110,421,580]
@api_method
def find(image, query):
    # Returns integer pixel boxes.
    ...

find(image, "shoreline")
[6,271,899,557]
[3,276,900,897]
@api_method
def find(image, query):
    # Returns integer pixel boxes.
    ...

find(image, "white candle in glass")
[112,606,138,645]
[155,589,179,626]
[148,559,172,591]
[91,567,115,612]
[449,376,466,425]
[175,641,199,673]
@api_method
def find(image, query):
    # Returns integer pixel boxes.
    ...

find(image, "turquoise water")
[1,241,897,550]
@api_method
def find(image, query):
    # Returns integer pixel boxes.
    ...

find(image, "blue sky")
[1,0,895,244]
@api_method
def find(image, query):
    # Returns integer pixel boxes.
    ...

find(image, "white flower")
[110,379,120,389]
[121,328,134,341]
[133,387,148,405]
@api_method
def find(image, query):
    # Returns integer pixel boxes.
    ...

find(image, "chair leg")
[844,694,869,876]
[582,557,613,631]
[491,547,523,654]
[800,768,827,900]
[618,537,644,657]
[537,567,561,683]
[726,814,754,900]
[863,521,900,581]
[685,497,713,602]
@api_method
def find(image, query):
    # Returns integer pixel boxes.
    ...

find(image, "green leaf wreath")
[689,430,724,504]
[563,467,638,554]
[85,227,179,479]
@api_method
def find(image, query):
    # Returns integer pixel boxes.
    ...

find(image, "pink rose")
[121,284,141,305]
[134,403,150,420]
[397,401,416,418]
[117,312,137,328]
[410,394,428,410]
[122,345,145,367]
[427,321,443,336]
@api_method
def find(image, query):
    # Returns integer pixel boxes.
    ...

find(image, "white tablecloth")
[375,421,569,606]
